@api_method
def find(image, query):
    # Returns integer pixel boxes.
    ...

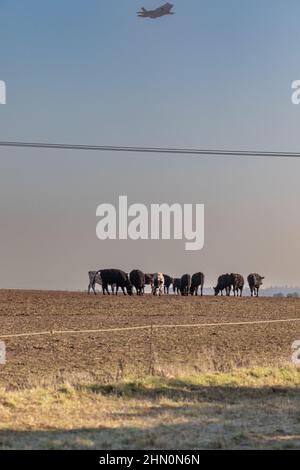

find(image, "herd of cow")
[88,269,265,297]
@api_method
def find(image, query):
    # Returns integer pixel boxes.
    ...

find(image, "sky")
[0,0,300,290]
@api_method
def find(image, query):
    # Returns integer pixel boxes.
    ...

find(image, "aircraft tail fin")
[137,7,148,17]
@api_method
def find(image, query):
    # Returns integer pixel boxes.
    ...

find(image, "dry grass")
[0,366,300,450]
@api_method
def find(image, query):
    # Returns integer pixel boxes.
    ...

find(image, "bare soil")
[0,290,299,388]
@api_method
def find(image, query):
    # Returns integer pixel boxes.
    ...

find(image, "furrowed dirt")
[0,290,299,389]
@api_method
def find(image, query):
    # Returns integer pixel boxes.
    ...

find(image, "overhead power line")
[0,140,300,158]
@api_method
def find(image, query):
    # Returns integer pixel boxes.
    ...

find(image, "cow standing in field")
[214,274,232,296]
[173,278,181,295]
[152,273,164,296]
[89,270,117,295]
[97,269,132,296]
[190,272,205,296]
[248,273,265,297]
[180,274,191,296]
[130,270,145,296]
[230,273,244,297]
[163,274,173,294]
[88,271,102,295]
[145,273,154,293]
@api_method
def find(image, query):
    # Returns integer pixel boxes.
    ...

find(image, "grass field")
[0,290,299,449]
[0,367,300,450]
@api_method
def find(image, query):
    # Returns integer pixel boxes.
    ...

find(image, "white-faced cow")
[152,273,164,296]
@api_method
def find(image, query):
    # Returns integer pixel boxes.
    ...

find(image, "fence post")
[148,324,155,376]
[50,330,56,368]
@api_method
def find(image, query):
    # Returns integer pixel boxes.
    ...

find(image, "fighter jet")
[137,3,174,19]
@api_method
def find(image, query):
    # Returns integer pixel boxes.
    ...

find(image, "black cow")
[230,273,244,297]
[130,270,145,296]
[190,272,205,296]
[163,274,173,294]
[89,270,116,295]
[248,273,265,297]
[180,274,191,296]
[97,269,132,296]
[214,274,232,296]
[145,274,154,291]
[173,278,181,295]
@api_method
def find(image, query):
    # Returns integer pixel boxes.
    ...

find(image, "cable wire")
[0,141,300,158]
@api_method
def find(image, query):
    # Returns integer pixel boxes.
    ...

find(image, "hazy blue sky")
[0,1,300,289]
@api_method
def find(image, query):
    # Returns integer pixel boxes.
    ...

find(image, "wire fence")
[1,317,300,340]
